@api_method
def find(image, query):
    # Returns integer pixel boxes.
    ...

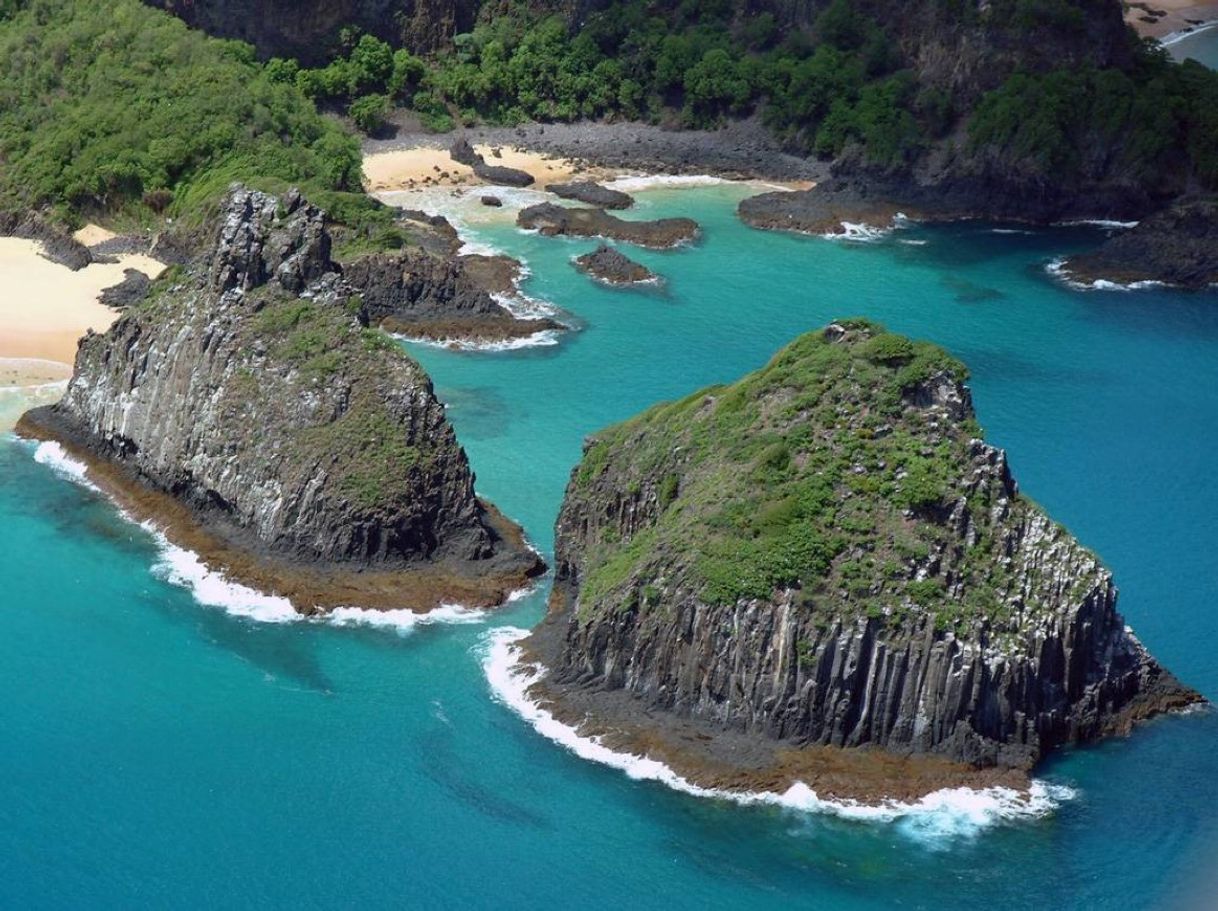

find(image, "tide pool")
[2,184,1217,909]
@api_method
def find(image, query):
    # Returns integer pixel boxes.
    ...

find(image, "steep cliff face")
[147,0,476,62]
[527,322,1198,779]
[19,186,543,611]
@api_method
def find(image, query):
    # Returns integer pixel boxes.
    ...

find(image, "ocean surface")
[3,182,1218,909]
[1167,22,1218,69]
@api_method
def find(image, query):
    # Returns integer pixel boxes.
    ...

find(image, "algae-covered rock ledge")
[18,186,545,614]
[522,320,1200,801]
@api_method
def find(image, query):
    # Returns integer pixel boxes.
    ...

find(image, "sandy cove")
[363,143,614,192]
[1126,0,1218,39]
[0,235,165,381]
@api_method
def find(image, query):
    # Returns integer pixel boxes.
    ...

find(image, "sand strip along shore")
[0,236,165,369]
[363,144,614,192]
[1127,1,1218,39]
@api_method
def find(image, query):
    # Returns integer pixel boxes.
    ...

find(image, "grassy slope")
[570,321,1084,637]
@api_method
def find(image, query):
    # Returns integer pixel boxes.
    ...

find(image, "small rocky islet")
[518,201,699,249]
[17,186,546,614]
[522,320,1201,800]
[572,245,658,286]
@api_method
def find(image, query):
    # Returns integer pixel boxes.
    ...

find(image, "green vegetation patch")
[0,0,361,222]
[232,290,435,512]
[569,321,1068,634]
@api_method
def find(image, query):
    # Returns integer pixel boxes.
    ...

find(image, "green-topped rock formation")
[17,186,544,613]
[524,320,1199,798]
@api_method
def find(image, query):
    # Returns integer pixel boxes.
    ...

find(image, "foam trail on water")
[25,441,527,629]
[391,328,563,353]
[481,626,1076,838]
[1046,258,1165,292]
[1056,218,1139,230]
[604,174,727,192]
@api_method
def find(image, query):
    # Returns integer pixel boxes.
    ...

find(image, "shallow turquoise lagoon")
[3,184,1217,909]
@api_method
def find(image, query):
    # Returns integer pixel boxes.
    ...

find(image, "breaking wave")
[1046,258,1165,291]
[26,440,527,630]
[481,626,1077,839]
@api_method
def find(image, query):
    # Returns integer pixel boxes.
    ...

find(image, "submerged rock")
[1061,197,1218,290]
[523,320,1200,800]
[548,181,634,210]
[572,245,657,286]
[518,202,698,249]
[18,185,544,614]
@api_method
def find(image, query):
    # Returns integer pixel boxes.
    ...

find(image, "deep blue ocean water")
[3,184,1217,909]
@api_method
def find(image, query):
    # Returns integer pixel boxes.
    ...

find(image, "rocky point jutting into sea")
[521,321,1201,802]
[16,186,544,614]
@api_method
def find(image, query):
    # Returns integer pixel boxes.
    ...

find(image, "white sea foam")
[328,602,487,632]
[24,440,534,629]
[481,626,1077,838]
[32,440,98,490]
[147,530,300,622]
[990,228,1035,235]
[604,174,728,192]
[824,221,892,243]
[1046,258,1166,291]
[391,328,563,353]
[1056,218,1139,230]
[1,379,68,396]
[1161,19,1218,47]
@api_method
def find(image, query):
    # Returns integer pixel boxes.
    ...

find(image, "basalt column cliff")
[524,322,1200,799]
[18,186,544,613]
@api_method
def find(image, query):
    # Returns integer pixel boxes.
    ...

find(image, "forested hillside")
[0,0,361,223]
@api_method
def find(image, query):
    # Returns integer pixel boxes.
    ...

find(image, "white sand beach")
[0,236,164,381]
[362,144,614,192]
[1127,0,1218,38]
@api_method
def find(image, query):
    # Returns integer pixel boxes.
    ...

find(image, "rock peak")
[208,185,333,295]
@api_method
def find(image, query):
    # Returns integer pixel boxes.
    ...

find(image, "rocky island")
[521,321,1200,800]
[572,245,658,286]
[518,202,698,249]
[548,181,634,210]
[17,186,545,614]
[346,248,564,344]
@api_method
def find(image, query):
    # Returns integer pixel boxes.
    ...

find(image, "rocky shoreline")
[517,322,1203,800]
[18,406,543,614]
[365,117,826,184]
[1060,196,1218,289]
